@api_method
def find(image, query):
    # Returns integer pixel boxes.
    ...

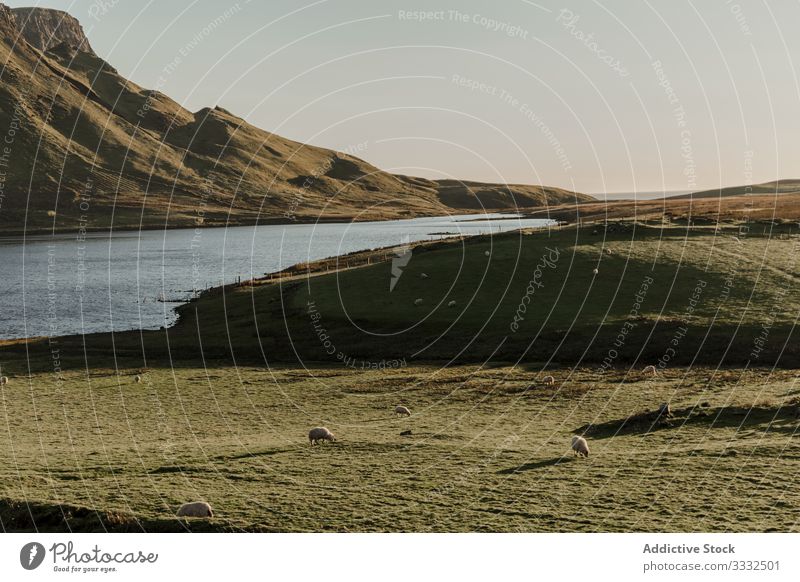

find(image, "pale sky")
[6,0,800,196]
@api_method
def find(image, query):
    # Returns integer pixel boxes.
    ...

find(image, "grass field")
[2,222,800,532]
[1,364,798,532]
[86,222,799,369]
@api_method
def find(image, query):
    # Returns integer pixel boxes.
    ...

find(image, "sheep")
[0,376,8,386]
[413,298,423,306]
[134,375,142,384]
[176,501,213,518]
[395,405,411,417]
[542,375,555,386]
[447,300,457,307]
[484,250,491,257]
[592,268,599,275]
[643,365,657,377]
[308,426,336,445]
[657,402,672,417]
[571,435,590,457]
[420,273,429,279]
[605,248,612,255]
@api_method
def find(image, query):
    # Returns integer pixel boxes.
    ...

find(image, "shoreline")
[0,213,415,239]
[0,206,573,239]
[2,222,799,369]
[0,224,552,347]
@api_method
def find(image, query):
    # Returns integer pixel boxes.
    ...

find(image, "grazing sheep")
[484,250,491,257]
[605,248,612,255]
[643,365,657,377]
[592,268,599,275]
[657,402,671,417]
[395,405,411,417]
[542,375,555,386]
[176,501,213,518]
[413,298,424,306]
[447,300,457,307]
[420,273,429,279]
[571,435,590,457]
[134,375,142,384]
[0,376,8,386]
[308,426,336,445]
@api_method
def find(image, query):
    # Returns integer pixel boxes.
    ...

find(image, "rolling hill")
[0,4,591,235]
[667,179,800,200]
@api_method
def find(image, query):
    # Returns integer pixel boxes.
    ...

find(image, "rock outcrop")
[11,6,94,54]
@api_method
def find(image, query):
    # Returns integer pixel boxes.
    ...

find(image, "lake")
[0,214,553,340]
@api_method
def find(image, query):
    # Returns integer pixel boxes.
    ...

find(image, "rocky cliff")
[11,6,94,54]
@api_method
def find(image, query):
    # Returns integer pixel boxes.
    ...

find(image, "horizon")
[3,0,799,197]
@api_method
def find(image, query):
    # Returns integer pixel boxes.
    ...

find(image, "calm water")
[0,214,553,340]
[593,189,693,200]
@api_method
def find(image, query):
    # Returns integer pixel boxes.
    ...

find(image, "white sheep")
[0,376,8,386]
[484,250,491,257]
[414,298,424,306]
[542,375,555,386]
[420,273,429,279]
[571,435,590,457]
[447,300,457,307]
[134,375,142,384]
[592,268,599,275]
[643,365,657,377]
[308,426,336,445]
[176,501,213,518]
[395,405,411,417]
[605,248,612,255]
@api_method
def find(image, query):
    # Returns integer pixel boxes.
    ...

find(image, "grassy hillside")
[0,3,590,235]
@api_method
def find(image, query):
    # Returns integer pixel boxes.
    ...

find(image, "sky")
[5,0,800,197]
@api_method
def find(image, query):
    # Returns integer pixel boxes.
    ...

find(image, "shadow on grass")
[225,447,293,461]
[497,456,574,474]
[0,498,239,533]
[148,465,207,475]
[578,404,800,439]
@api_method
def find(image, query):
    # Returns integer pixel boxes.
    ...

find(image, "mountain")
[666,179,800,200]
[0,4,592,234]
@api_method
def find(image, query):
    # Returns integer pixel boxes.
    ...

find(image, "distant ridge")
[666,180,800,200]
